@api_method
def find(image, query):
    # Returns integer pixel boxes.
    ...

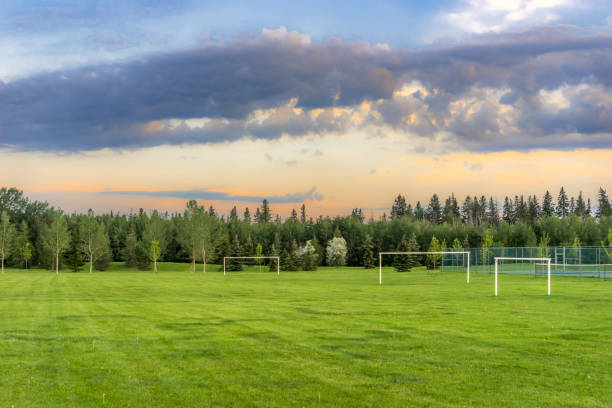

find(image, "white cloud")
[442,0,572,33]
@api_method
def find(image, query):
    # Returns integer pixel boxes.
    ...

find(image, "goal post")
[223,256,280,276]
[494,257,551,296]
[378,251,470,285]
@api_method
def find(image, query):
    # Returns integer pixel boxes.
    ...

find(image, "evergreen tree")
[301,240,317,271]
[254,208,261,223]
[311,236,324,266]
[361,234,375,269]
[407,233,420,269]
[414,202,424,221]
[65,226,84,272]
[300,204,307,223]
[557,187,569,218]
[462,196,473,224]
[542,190,554,216]
[597,187,612,218]
[123,229,138,267]
[228,235,243,271]
[259,199,271,223]
[426,194,442,224]
[214,231,230,264]
[390,194,407,219]
[393,235,411,272]
[527,195,540,224]
[569,196,575,215]
[575,192,586,219]
[135,239,150,270]
[243,207,251,223]
[502,197,514,223]
[229,206,238,220]
[487,197,499,225]
[586,198,591,218]
[269,234,281,272]
[289,208,298,221]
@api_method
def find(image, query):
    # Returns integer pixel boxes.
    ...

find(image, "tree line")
[0,186,611,273]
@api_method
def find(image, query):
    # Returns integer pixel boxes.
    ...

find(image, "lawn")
[0,264,610,407]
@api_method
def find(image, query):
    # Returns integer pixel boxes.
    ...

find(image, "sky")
[1,0,611,217]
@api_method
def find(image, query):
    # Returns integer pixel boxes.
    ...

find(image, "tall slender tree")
[542,190,554,216]
[43,213,70,274]
[0,211,15,274]
[557,187,569,218]
[361,234,375,269]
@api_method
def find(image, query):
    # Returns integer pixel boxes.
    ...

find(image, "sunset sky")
[1,0,611,217]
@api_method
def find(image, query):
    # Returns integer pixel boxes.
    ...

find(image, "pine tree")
[426,194,442,224]
[574,192,586,219]
[243,208,251,223]
[259,199,271,223]
[123,229,138,267]
[65,226,84,272]
[228,235,243,271]
[361,234,375,269]
[300,204,306,223]
[135,239,150,270]
[390,195,407,219]
[487,197,499,225]
[289,208,298,220]
[597,188,612,218]
[542,190,554,216]
[393,235,411,272]
[462,196,473,224]
[407,233,420,269]
[301,240,317,271]
[414,202,424,221]
[557,187,569,218]
[229,206,238,220]
[502,197,514,223]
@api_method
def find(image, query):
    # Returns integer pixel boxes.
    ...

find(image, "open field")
[0,264,610,407]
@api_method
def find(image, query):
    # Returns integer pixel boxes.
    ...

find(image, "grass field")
[0,264,610,407]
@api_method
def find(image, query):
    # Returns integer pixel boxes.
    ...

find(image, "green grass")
[0,264,610,407]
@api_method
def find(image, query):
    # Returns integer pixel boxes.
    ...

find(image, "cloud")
[464,161,484,171]
[1,26,611,153]
[101,186,323,203]
[442,0,573,34]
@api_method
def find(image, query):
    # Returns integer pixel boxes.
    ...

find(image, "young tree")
[43,214,70,274]
[426,235,442,269]
[393,235,411,272]
[361,234,376,269]
[20,242,32,269]
[407,233,420,269]
[452,237,462,249]
[481,228,494,269]
[0,211,15,274]
[228,235,243,271]
[81,211,111,273]
[326,236,347,267]
[150,240,161,273]
[538,232,551,259]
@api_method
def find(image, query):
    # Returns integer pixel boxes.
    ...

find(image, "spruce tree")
[260,199,271,223]
[302,240,317,271]
[575,192,586,219]
[123,229,138,267]
[361,234,376,269]
[390,195,407,219]
[487,197,499,225]
[414,202,424,221]
[597,188,612,218]
[243,208,251,223]
[228,235,243,271]
[502,197,513,223]
[65,226,84,272]
[426,194,442,224]
[542,190,554,216]
[269,233,281,272]
[229,206,238,220]
[300,204,306,223]
[287,240,300,271]
[393,235,411,272]
[407,233,420,269]
[557,187,569,218]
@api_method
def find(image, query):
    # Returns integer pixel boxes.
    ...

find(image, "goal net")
[494,257,551,296]
[223,256,280,275]
[534,263,612,278]
[378,251,471,285]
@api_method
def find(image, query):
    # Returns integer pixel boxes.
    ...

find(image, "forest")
[0,186,611,272]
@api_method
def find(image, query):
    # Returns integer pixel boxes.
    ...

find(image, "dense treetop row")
[0,187,610,272]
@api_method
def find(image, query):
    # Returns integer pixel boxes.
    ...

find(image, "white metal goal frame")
[378,251,471,285]
[223,256,280,276]
[495,257,551,296]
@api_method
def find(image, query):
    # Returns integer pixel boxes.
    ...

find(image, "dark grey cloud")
[1,26,611,152]
[102,186,323,203]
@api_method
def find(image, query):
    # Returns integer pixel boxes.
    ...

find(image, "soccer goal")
[378,251,471,285]
[223,256,280,276]
[494,257,551,296]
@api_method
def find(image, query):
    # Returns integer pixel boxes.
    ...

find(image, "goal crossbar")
[223,256,280,275]
[378,251,471,285]
[494,257,551,296]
